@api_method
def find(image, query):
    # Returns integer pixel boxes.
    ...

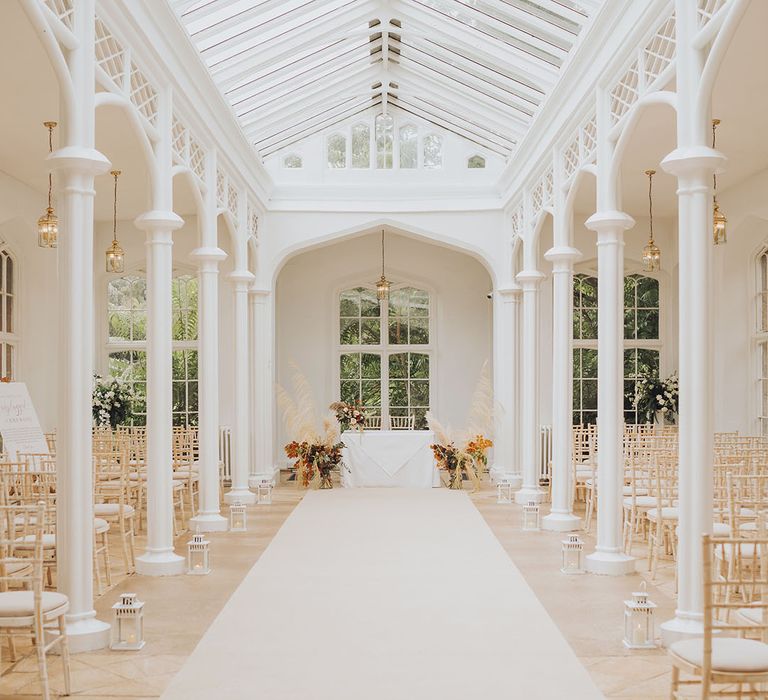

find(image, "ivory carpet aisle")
[161,489,604,700]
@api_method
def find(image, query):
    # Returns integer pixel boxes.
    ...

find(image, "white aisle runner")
[162,490,604,700]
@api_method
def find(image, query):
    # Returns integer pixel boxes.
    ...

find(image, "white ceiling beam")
[465,0,580,45]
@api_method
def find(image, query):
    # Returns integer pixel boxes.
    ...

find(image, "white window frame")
[334,280,435,428]
[754,247,768,435]
[0,247,19,380]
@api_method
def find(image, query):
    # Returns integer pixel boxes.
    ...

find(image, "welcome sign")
[0,382,49,459]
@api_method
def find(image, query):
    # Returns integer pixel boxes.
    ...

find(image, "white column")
[225,271,257,504]
[543,247,581,531]
[135,211,186,576]
[515,270,546,504]
[249,287,275,486]
[660,150,722,643]
[189,247,228,531]
[491,287,522,487]
[584,212,636,575]
[50,148,111,652]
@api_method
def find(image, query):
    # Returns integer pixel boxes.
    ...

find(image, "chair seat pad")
[712,522,732,536]
[15,534,56,548]
[647,507,679,521]
[670,637,768,673]
[94,518,110,534]
[738,606,763,625]
[575,468,594,479]
[0,591,69,618]
[623,496,656,508]
[94,503,135,517]
[173,470,199,479]
[718,542,759,560]
[128,472,148,481]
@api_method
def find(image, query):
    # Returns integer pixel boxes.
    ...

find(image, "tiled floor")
[0,481,681,699]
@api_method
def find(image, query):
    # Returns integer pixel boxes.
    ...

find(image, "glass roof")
[171,0,603,161]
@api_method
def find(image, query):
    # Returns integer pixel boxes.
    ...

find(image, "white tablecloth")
[341,430,440,488]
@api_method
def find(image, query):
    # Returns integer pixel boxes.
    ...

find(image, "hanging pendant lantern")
[642,169,661,272]
[106,170,125,273]
[375,229,391,301]
[37,121,58,249]
[712,119,727,245]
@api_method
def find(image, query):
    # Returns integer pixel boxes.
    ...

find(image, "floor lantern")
[229,501,247,532]
[187,528,211,575]
[497,478,513,504]
[257,479,273,505]
[561,534,585,574]
[110,593,145,651]
[623,581,657,649]
[521,501,540,532]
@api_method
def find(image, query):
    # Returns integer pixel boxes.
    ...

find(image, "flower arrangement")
[285,436,345,489]
[329,401,368,432]
[430,435,492,491]
[632,371,679,424]
[92,374,137,429]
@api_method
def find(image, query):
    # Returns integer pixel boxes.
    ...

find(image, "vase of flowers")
[632,371,679,424]
[285,435,345,490]
[430,434,492,491]
[329,401,368,432]
[92,374,137,429]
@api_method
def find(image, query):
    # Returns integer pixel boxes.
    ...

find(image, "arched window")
[756,250,768,433]
[351,123,370,168]
[283,153,302,169]
[339,285,431,428]
[0,249,17,379]
[106,273,199,426]
[468,155,486,169]
[375,114,394,169]
[399,125,418,169]
[571,273,661,425]
[327,133,346,169]
[423,133,442,169]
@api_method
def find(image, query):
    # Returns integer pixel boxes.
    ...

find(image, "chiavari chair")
[0,500,71,700]
[647,452,679,578]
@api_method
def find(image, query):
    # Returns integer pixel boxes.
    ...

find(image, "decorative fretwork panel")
[531,168,553,218]
[172,116,187,164]
[216,170,226,208]
[248,202,259,240]
[563,136,580,180]
[581,115,597,163]
[698,0,729,28]
[644,14,676,85]
[610,60,640,126]
[129,61,158,127]
[189,138,205,182]
[44,0,74,30]
[94,18,125,90]
[510,204,523,238]
[227,184,238,220]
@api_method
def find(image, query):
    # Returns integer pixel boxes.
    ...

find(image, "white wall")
[0,172,59,430]
[275,230,492,465]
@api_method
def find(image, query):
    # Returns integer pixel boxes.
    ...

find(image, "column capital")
[544,246,581,269]
[585,211,635,234]
[134,210,185,233]
[516,270,545,289]
[190,247,227,264]
[662,146,726,178]
[47,147,111,177]
[249,285,271,298]
[229,270,255,289]
[495,285,522,299]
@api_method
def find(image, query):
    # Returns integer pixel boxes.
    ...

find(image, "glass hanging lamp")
[712,119,727,245]
[642,169,661,272]
[106,170,125,273]
[37,121,58,248]
[376,229,391,301]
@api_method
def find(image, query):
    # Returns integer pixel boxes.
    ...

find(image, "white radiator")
[539,425,553,483]
[219,425,233,484]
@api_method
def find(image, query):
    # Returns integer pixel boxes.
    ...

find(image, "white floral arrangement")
[92,374,138,429]
[632,371,679,424]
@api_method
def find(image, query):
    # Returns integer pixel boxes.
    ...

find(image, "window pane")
[360,289,379,317]
[637,276,659,307]
[361,380,381,407]
[389,318,407,345]
[399,125,417,169]
[328,133,346,169]
[410,353,429,379]
[340,318,359,344]
[582,349,598,378]
[409,317,429,344]
[468,155,486,169]
[351,123,370,168]
[340,353,360,379]
[389,353,408,379]
[581,309,597,339]
[360,319,380,344]
[340,381,358,403]
[389,379,408,406]
[582,379,597,409]
[410,380,429,405]
[636,309,659,340]
[423,134,442,169]
[340,290,360,316]
[284,154,302,168]
[360,353,381,379]
[375,114,393,169]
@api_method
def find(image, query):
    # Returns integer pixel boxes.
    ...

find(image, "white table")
[341,430,441,488]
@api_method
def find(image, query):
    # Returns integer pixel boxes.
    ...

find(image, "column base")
[135,550,186,576]
[60,616,111,653]
[585,550,636,576]
[224,488,256,505]
[542,512,581,532]
[515,487,546,504]
[660,614,705,648]
[189,512,229,532]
